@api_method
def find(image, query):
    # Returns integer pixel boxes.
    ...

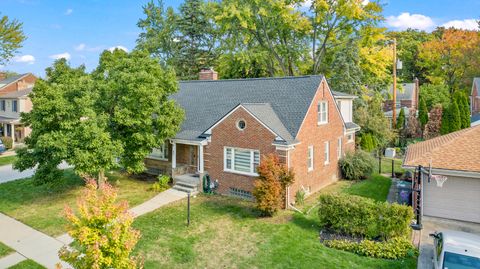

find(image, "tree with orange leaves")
[58,179,142,269]
[253,154,295,216]
[418,28,480,92]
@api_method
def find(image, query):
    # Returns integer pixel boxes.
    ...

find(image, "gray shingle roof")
[0,74,29,89]
[0,87,32,98]
[174,75,355,143]
[345,122,360,131]
[383,83,416,100]
[242,103,297,145]
[174,76,326,142]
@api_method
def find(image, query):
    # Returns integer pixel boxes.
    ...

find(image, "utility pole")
[392,38,397,128]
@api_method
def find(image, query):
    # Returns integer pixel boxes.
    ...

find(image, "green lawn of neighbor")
[0,169,157,236]
[132,180,415,269]
[0,155,16,166]
[7,259,45,269]
[0,241,13,258]
[380,157,405,175]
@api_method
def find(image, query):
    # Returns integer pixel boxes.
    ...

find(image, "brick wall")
[0,74,36,94]
[288,80,352,203]
[204,106,278,195]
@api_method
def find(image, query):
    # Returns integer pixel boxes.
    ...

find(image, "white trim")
[224,146,260,176]
[403,165,480,179]
[307,145,314,171]
[347,133,354,143]
[204,104,280,139]
[199,145,204,173]
[170,138,208,146]
[337,137,342,160]
[171,142,176,169]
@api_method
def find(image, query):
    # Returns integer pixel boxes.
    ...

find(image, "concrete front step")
[173,184,198,194]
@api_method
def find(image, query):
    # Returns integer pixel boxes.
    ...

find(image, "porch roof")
[0,116,21,124]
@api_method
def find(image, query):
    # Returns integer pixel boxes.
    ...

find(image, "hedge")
[318,194,413,240]
[324,237,418,260]
[0,136,13,150]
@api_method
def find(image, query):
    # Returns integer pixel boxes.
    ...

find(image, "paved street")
[0,162,70,184]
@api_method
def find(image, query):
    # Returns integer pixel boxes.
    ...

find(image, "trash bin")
[396,180,412,205]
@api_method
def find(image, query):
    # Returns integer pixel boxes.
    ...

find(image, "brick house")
[383,79,420,112]
[471,77,480,115]
[0,73,37,147]
[145,69,359,203]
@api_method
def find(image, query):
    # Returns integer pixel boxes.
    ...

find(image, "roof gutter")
[170,138,208,146]
[402,165,480,179]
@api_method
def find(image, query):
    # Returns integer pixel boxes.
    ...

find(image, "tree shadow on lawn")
[194,194,261,220]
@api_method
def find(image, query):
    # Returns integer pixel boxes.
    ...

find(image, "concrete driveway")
[0,162,70,184]
[417,216,480,269]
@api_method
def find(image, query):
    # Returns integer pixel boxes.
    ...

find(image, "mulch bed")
[128,172,158,182]
[319,229,382,243]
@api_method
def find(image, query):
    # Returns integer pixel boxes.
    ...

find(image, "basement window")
[229,187,253,200]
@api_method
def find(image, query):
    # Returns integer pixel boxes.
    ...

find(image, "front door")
[189,145,197,166]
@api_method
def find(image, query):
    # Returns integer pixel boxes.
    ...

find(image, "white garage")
[422,174,480,223]
[404,125,480,224]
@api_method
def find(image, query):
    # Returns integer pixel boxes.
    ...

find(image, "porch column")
[171,142,176,169]
[2,123,6,137]
[198,144,204,173]
[10,123,15,148]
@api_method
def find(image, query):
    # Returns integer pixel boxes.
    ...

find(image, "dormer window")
[317,101,328,125]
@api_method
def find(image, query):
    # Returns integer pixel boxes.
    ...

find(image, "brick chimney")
[414,77,420,110]
[199,68,218,80]
[0,72,6,81]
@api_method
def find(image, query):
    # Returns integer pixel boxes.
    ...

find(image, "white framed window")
[12,100,18,112]
[337,137,342,160]
[347,133,354,143]
[317,101,328,124]
[324,141,330,165]
[307,146,314,171]
[224,147,260,176]
[149,143,169,160]
[0,100,5,111]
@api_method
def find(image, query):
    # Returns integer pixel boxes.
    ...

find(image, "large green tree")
[16,50,184,184]
[454,91,470,129]
[419,83,450,110]
[137,0,217,80]
[418,96,429,129]
[0,14,26,65]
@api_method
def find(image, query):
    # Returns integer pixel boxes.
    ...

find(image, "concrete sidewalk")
[0,213,69,269]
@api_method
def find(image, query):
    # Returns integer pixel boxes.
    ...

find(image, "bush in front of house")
[253,154,295,216]
[323,237,418,260]
[338,150,376,181]
[1,136,13,149]
[317,193,413,240]
[151,174,170,192]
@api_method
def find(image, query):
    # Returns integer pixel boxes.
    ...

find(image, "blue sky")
[1,0,479,77]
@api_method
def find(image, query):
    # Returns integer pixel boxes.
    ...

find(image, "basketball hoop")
[431,175,447,187]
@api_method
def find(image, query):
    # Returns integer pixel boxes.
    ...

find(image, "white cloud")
[108,46,129,52]
[386,12,435,31]
[14,55,35,64]
[65,8,73,15]
[49,52,71,60]
[442,19,478,30]
[74,43,86,51]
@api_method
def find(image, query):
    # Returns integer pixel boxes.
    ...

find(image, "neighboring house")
[383,79,420,112]
[384,107,410,128]
[403,125,480,223]
[471,77,480,115]
[145,69,360,203]
[0,73,37,147]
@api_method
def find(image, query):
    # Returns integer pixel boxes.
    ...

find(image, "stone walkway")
[0,188,188,268]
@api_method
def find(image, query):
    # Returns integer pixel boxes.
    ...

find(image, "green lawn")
[132,193,416,269]
[344,174,392,202]
[8,259,45,269]
[0,241,13,258]
[380,157,405,175]
[0,155,16,166]
[0,169,157,236]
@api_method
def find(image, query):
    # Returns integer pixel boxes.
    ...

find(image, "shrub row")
[0,136,13,149]
[338,150,376,180]
[324,237,418,260]
[318,194,413,240]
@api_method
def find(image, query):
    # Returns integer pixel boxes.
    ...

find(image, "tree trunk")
[97,169,106,189]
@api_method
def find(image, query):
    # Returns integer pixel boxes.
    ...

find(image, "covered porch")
[170,139,206,186]
[0,116,26,147]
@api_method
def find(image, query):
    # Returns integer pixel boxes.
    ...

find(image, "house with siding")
[471,77,480,115]
[0,73,37,147]
[145,69,359,203]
